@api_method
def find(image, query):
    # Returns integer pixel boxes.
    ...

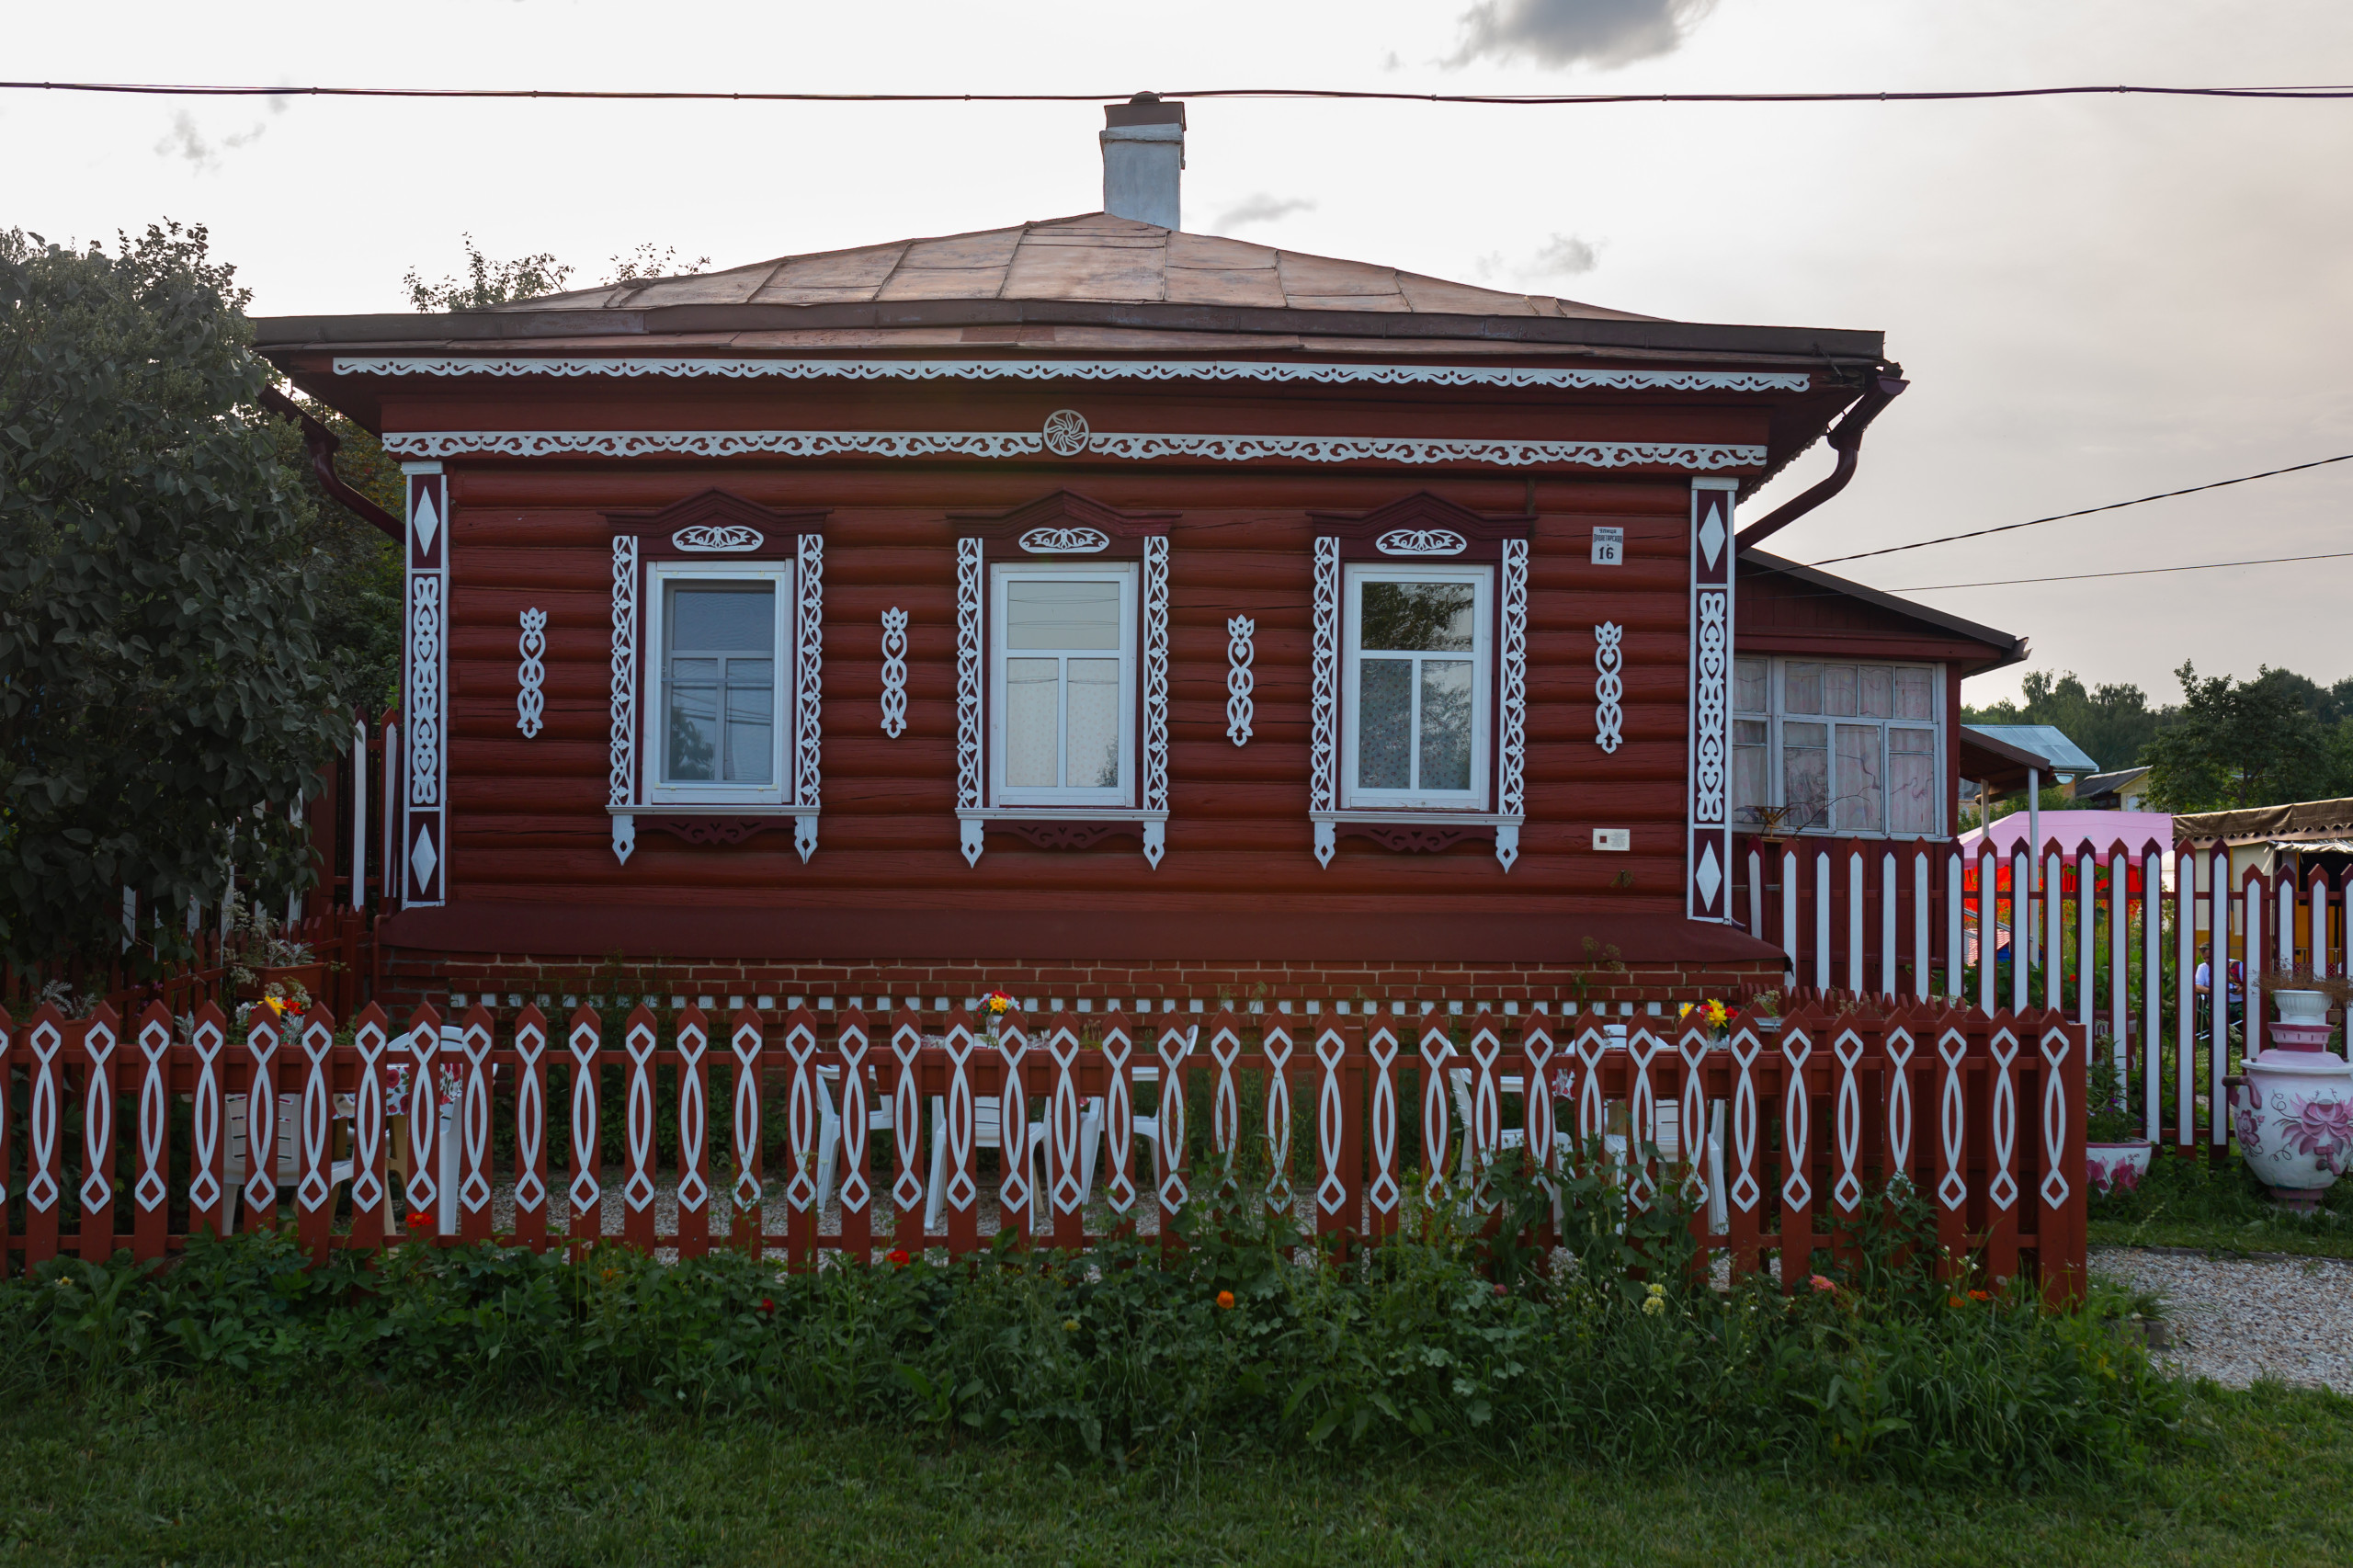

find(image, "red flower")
[1493,1283,1509,1298]
[1216,1290,1235,1311]
[1809,1274,1836,1294]
[759,1297,775,1314]
[887,1248,911,1268]
[404,1212,429,1230]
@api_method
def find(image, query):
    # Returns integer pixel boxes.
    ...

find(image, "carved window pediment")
[606,488,828,561]
[1308,491,1533,563]
[949,489,1175,560]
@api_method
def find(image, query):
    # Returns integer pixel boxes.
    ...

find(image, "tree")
[0,223,347,967]
[2143,662,2338,812]
[261,397,404,712]
[403,236,708,312]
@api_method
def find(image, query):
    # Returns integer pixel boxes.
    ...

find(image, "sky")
[10,0,2353,708]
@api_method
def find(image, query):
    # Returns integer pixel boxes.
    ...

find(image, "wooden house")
[256,97,2023,1014]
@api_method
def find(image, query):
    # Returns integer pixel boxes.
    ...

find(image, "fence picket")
[735,1006,770,1255]
[512,1005,550,1253]
[402,1004,442,1238]
[294,1009,336,1262]
[77,1006,119,1261]
[457,1005,495,1245]
[564,1006,603,1255]
[676,1004,713,1258]
[1363,1018,1400,1241]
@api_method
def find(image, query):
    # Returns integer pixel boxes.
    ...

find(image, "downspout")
[1733,367,1909,550]
[260,385,403,541]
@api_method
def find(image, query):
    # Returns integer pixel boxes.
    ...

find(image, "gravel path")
[2091,1246,2353,1393]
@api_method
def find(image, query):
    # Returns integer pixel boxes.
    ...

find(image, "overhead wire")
[6,79,2353,105]
[1885,549,2353,593]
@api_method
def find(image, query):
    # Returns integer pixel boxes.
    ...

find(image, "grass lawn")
[2088,1147,2353,1259]
[1,1381,2347,1566]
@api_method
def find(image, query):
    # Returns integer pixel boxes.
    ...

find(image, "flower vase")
[2268,989,2335,1051]
[2234,1045,2353,1210]
[2086,1140,2153,1196]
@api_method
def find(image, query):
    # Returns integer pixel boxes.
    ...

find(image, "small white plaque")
[1592,828,1631,852]
[1591,527,1625,565]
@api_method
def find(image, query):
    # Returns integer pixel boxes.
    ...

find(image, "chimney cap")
[1105,92,1185,130]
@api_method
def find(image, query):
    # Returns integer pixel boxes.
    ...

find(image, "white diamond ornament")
[1699,499,1726,570]
[1695,842,1722,910]
[408,825,438,892]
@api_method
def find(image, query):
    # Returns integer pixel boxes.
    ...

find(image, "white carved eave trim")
[879,608,909,738]
[336,356,1810,394]
[1594,621,1626,755]
[1225,615,1256,746]
[516,608,547,739]
[1018,526,1110,553]
[672,524,764,551]
[383,427,1768,472]
[1376,528,1468,556]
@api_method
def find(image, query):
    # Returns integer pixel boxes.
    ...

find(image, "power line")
[1886,548,2353,593]
[1808,451,2353,566]
[6,79,2353,106]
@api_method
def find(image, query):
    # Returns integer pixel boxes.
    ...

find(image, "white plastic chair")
[813,1062,897,1211]
[223,1092,356,1229]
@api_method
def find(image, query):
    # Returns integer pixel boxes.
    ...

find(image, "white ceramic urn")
[2234,1046,2353,1208]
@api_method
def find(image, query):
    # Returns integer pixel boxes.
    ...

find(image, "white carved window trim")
[516,608,547,739]
[879,608,909,738]
[1340,563,1494,812]
[955,535,1169,868]
[1225,615,1256,745]
[643,559,796,810]
[1311,537,1527,871]
[606,533,824,865]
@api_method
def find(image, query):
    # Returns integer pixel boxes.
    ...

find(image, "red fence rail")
[0,996,2087,1302]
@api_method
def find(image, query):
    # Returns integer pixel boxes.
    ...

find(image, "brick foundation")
[373,949,1785,1019]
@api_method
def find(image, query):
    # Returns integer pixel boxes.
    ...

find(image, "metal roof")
[1963,724,2099,776]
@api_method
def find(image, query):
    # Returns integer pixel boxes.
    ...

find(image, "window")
[1343,566,1491,809]
[990,564,1136,807]
[646,561,793,807]
[1732,656,1942,837]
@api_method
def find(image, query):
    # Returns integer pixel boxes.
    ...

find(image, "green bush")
[0,1166,2180,1487]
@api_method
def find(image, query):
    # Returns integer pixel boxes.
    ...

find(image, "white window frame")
[988,560,1139,810]
[645,558,795,809]
[1733,654,1946,840]
[1341,562,1494,812]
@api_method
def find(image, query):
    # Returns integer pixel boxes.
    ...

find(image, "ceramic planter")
[2272,988,2331,1024]
[2086,1140,2153,1195]
[2234,1047,2353,1209]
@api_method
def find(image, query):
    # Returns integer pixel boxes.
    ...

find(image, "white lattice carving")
[672,524,763,551]
[1374,528,1467,556]
[1497,538,1529,871]
[459,1016,492,1215]
[796,534,824,823]
[879,608,909,738]
[676,1015,710,1217]
[1419,1022,1454,1206]
[997,1023,1032,1228]
[1315,1028,1348,1216]
[1988,1028,2021,1210]
[384,428,1768,472]
[608,535,639,864]
[1693,589,1729,824]
[783,1017,818,1211]
[944,1024,978,1212]
[1884,1028,1916,1178]
[1367,1026,1400,1214]
[1262,1026,1295,1211]
[734,1016,767,1210]
[1594,622,1625,755]
[79,1017,116,1216]
[1017,527,1109,554]
[623,1016,657,1213]
[26,1018,61,1213]
[567,1015,601,1213]
[188,1016,223,1216]
[404,1024,438,1221]
[834,1016,869,1216]
[407,577,441,807]
[1142,535,1170,868]
[1937,1028,1970,1210]
[1780,1030,1813,1210]
[2040,1027,2074,1208]
[955,539,984,865]
[516,608,547,738]
[1225,615,1256,746]
[340,356,1812,393]
[1310,537,1341,866]
[1103,1023,1135,1214]
[350,1017,387,1216]
[512,1016,547,1216]
[1154,1024,1190,1212]
[137,1013,171,1211]
[1729,1029,1762,1212]
[1833,1030,1865,1213]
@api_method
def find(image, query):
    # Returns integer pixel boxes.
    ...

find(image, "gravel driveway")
[2092,1246,2353,1394]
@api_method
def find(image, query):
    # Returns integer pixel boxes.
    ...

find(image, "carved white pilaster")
[1225,615,1256,745]
[795,534,824,815]
[955,538,984,866]
[516,608,547,739]
[1594,621,1625,754]
[608,534,639,865]
[879,608,909,738]
[1142,534,1170,869]
[1496,537,1529,871]
[1688,479,1736,920]
[402,463,448,904]
[1310,536,1341,868]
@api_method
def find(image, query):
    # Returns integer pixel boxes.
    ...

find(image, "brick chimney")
[1101,93,1185,230]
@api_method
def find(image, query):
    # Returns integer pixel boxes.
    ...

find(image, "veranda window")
[990,565,1137,807]
[1732,656,1941,837]
[647,562,792,807]
[1343,566,1492,809]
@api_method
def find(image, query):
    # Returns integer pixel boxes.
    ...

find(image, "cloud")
[153,108,272,172]
[1211,194,1316,230]
[1531,233,1599,277]
[1448,0,1718,70]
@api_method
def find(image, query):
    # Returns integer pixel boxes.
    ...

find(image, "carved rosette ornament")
[1041,408,1091,457]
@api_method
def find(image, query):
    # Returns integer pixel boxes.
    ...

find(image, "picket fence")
[1735,828,2349,1152]
[0,996,2087,1301]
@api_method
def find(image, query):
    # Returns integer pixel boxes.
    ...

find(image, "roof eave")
[1740,547,2029,674]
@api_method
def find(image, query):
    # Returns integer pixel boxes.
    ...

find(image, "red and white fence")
[0,996,2087,1302]
[1734,829,2342,1150]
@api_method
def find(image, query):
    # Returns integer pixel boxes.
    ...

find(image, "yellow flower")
[1642,1294,1665,1316]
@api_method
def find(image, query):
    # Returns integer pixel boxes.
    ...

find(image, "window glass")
[1734,657,1768,714]
[998,576,1128,794]
[1783,721,1828,829]
[1888,727,1938,835]
[1733,719,1770,821]
[1361,581,1475,652]
[1824,665,1859,717]
[1834,723,1882,834]
[1894,667,1934,721]
[1860,665,1893,719]
[1350,574,1484,801]
[1784,663,1823,714]
[665,584,774,785]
